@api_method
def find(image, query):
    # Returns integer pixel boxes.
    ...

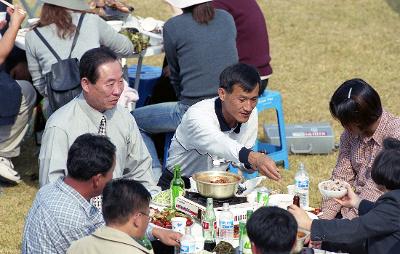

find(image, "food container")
[192,171,242,199]
[141,30,163,46]
[292,229,310,253]
[318,180,348,198]
[268,194,294,209]
[0,12,6,22]
[107,20,123,32]
[171,217,187,234]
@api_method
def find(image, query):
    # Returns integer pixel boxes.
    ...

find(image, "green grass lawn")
[1,0,400,253]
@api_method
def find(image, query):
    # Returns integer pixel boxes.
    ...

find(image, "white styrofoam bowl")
[293,229,310,253]
[318,180,348,199]
[141,30,163,46]
[107,20,123,32]
[268,194,294,209]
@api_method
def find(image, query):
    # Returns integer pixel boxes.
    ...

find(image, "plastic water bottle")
[180,227,196,254]
[219,203,234,242]
[294,162,310,209]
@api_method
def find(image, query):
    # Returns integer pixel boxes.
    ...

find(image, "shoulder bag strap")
[33,28,62,62]
[68,13,86,59]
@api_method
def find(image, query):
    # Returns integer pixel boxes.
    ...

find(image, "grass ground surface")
[1,0,400,253]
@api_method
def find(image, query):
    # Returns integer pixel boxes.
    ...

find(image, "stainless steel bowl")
[192,171,243,199]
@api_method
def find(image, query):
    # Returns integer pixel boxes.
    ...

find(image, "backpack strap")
[68,13,85,58]
[33,13,86,62]
[33,27,62,62]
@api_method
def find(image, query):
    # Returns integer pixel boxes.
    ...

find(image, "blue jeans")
[132,102,190,181]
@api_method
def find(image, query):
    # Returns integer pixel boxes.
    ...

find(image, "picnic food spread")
[89,0,134,17]
[213,241,235,254]
[120,28,150,52]
[150,208,194,229]
[152,189,171,207]
[209,176,230,184]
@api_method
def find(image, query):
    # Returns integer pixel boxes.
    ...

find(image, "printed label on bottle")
[202,221,210,230]
[180,244,195,253]
[220,220,234,229]
[295,179,309,189]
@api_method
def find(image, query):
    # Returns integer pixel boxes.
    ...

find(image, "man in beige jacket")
[67,178,157,254]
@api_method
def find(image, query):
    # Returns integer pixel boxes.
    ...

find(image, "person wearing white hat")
[24,0,135,117]
[132,0,238,181]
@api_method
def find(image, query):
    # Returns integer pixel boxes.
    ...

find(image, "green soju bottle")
[202,198,217,251]
[139,235,153,250]
[240,210,253,254]
[170,164,185,208]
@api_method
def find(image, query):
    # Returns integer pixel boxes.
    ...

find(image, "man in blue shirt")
[22,134,114,254]
[22,133,180,254]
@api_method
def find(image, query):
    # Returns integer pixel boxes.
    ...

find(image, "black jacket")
[312,189,400,254]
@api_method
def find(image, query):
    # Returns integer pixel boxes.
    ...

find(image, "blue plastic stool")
[162,132,175,171]
[230,90,289,179]
[128,65,162,108]
[256,90,289,169]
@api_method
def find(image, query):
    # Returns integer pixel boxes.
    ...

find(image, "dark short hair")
[329,78,382,129]
[102,179,151,225]
[219,63,261,95]
[79,47,119,84]
[67,133,116,181]
[246,206,297,254]
[183,2,215,24]
[371,138,400,190]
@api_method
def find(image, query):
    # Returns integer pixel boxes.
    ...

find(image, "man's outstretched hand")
[248,151,281,181]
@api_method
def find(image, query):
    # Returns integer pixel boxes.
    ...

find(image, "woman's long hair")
[37,3,76,39]
[183,2,215,25]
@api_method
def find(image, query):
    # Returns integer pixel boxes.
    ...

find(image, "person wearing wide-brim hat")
[24,0,134,117]
[164,0,211,9]
[39,0,89,11]
[132,0,239,185]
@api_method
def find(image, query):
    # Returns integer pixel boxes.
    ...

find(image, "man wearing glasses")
[67,178,157,254]
[22,134,180,254]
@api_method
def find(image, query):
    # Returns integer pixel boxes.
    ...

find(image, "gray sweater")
[25,12,134,96]
[163,9,238,106]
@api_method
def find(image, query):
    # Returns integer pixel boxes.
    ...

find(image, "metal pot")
[192,171,243,199]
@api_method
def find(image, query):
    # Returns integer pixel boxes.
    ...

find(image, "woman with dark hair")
[132,0,238,181]
[25,0,134,116]
[289,137,400,254]
[321,78,400,220]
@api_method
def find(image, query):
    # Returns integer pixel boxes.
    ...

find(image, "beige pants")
[0,80,37,158]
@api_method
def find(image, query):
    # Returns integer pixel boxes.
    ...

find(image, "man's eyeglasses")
[138,211,150,220]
